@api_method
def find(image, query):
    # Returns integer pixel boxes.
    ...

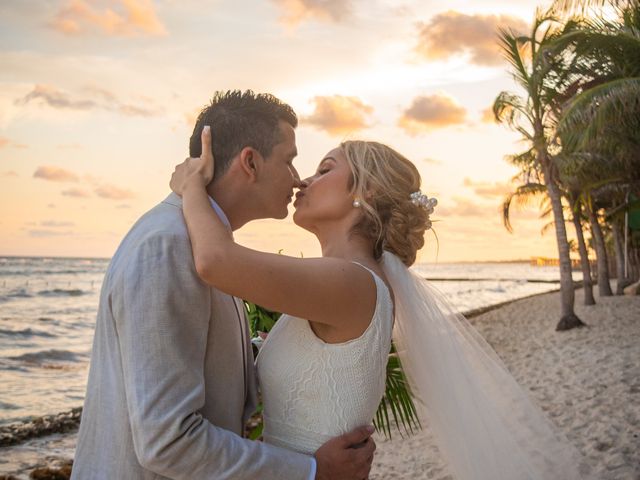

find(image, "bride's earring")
[353,198,361,208]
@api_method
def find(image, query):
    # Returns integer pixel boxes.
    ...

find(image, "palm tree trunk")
[586,202,613,296]
[570,199,596,305]
[612,218,628,294]
[540,160,585,330]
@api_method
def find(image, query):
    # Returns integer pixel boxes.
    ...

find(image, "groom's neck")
[206,181,252,232]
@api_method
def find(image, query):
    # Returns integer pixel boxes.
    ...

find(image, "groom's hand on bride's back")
[314,425,376,480]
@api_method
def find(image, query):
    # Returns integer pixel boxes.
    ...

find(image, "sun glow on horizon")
[0,0,568,262]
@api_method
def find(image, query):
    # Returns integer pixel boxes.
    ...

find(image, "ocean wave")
[0,401,20,410]
[0,268,102,276]
[8,349,82,364]
[37,317,60,325]
[37,288,85,297]
[6,289,33,298]
[0,327,55,338]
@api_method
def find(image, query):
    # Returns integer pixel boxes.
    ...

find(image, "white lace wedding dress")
[256,264,393,455]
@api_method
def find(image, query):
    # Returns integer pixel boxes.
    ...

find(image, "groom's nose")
[290,165,306,188]
[294,177,307,189]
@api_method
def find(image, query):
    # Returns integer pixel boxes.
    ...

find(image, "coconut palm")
[552,3,640,293]
[502,172,597,305]
[494,10,586,330]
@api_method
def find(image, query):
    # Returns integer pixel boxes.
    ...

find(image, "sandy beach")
[1,287,638,479]
[371,287,640,480]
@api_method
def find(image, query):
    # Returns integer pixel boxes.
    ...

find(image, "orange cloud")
[271,0,352,26]
[16,84,160,117]
[34,166,79,183]
[481,106,496,123]
[3,171,19,178]
[398,94,466,135]
[422,157,443,166]
[0,136,28,149]
[95,184,135,200]
[436,196,492,218]
[49,0,166,37]
[62,188,91,198]
[18,85,96,110]
[41,221,75,227]
[303,95,373,135]
[415,11,528,66]
[463,177,512,198]
[28,229,75,238]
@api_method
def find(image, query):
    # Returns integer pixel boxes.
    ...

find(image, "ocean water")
[0,256,580,427]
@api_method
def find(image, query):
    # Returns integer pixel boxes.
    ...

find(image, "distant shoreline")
[0,255,554,264]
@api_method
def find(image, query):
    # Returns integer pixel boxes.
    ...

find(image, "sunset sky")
[0,0,571,262]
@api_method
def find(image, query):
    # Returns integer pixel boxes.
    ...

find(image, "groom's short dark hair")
[189,90,298,178]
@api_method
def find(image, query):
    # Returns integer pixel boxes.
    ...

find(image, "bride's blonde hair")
[341,140,431,267]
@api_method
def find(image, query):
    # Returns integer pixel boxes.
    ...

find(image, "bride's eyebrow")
[317,157,336,168]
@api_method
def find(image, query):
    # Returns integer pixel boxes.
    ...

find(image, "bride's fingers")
[199,125,215,181]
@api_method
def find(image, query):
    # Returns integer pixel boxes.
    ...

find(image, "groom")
[72,91,376,479]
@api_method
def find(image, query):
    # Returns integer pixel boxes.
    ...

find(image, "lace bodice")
[256,264,394,455]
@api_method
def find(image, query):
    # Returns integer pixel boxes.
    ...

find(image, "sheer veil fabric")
[381,251,594,480]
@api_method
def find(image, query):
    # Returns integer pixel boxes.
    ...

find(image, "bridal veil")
[381,251,594,480]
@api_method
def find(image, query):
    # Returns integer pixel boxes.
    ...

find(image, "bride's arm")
[173,127,376,329]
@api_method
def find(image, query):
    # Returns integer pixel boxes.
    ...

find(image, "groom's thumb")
[339,425,375,448]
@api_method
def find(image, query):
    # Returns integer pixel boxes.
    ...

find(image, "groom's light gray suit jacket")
[72,194,313,479]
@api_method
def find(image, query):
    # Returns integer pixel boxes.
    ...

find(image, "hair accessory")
[410,191,437,214]
[353,199,362,208]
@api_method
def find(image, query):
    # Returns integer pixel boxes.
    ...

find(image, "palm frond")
[559,77,640,149]
[552,0,631,15]
[502,182,547,232]
[541,219,556,235]
[497,28,531,88]
[493,92,534,136]
[373,348,421,439]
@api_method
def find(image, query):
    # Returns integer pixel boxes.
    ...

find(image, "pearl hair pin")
[410,191,437,214]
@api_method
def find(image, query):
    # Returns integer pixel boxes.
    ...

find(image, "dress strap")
[350,261,393,307]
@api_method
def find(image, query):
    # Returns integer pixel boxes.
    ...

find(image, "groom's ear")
[237,147,263,183]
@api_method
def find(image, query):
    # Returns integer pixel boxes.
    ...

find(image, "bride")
[170,127,594,480]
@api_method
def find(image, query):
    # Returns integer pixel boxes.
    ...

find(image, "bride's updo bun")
[341,140,433,267]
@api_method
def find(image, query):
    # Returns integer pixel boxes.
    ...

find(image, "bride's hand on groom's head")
[169,125,215,196]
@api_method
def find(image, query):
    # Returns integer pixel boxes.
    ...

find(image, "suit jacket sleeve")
[111,233,313,479]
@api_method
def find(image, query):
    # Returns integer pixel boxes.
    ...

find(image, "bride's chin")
[292,212,311,231]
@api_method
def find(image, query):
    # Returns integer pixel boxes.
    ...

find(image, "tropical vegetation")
[495,0,640,329]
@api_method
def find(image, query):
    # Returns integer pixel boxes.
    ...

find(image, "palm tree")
[494,10,586,330]
[552,3,640,293]
[568,191,597,304]
[583,189,615,295]
[502,174,596,305]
